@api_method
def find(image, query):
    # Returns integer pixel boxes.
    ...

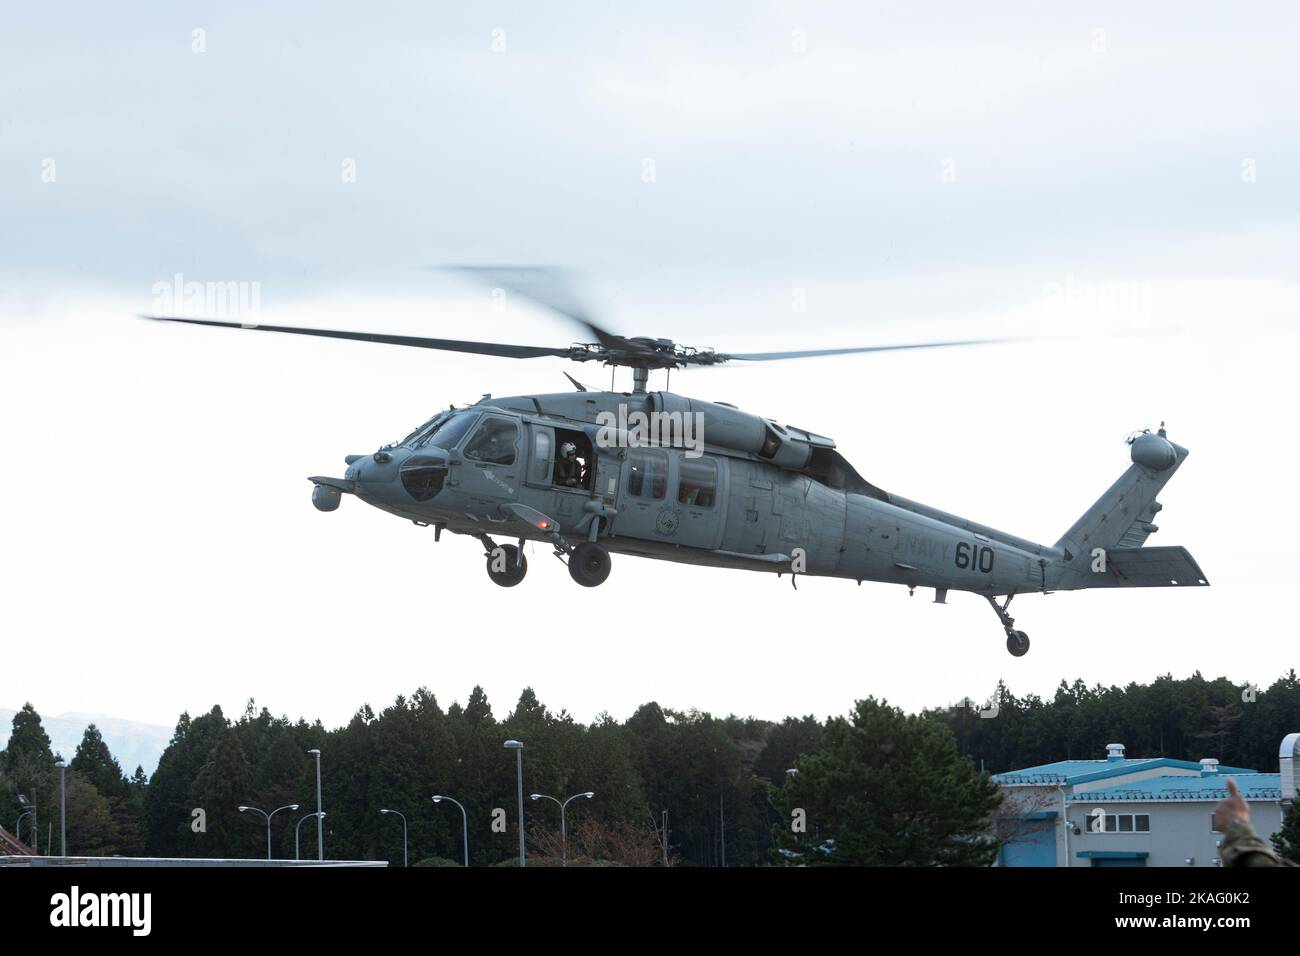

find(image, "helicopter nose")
[346,449,404,487]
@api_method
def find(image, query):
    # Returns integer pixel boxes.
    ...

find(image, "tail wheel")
[568,542,611,587]
[486,544,527,587]
[1006,630,1030,657]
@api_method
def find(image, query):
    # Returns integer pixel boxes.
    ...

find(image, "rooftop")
[993,757,1255,787]
[1066,772,1282,803]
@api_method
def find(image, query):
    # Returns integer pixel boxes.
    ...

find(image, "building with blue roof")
[991,736,1298,867]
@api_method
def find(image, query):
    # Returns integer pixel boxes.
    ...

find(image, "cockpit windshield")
[405,410,479,450]
[398,412,449,447]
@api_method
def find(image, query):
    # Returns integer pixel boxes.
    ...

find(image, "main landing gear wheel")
[985,594,1030,657]
[486,544,527,587]
[568,542,611,587]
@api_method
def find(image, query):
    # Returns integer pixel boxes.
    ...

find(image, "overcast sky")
[2,2,1298,738]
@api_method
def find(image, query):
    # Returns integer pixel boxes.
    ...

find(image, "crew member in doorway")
[557,442,584,487]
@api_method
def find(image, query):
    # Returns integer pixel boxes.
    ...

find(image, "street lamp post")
[379,809,408,867]
[784,769,801,852]
[54,759,66,857]
[16,809,34,847]
[238,803,299,860]
[504,740,525,867]
[16,794,35,854]
[296,811,325,861]
[431,795,469,867]
[308,748,323,861]
[530,791,594,866]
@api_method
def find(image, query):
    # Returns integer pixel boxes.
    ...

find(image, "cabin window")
[530,429,552,483]
[628,448,668,499]
[677,456,717,508]
[464,418,518,466]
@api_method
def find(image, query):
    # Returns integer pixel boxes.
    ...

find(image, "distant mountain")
[0,708,172,779]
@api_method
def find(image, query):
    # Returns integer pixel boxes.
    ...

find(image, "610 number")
[955,542,994,573]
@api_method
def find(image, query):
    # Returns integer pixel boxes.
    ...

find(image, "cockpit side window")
[464,417,519,466]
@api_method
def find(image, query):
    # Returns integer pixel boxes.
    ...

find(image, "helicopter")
[146,269,1208,657]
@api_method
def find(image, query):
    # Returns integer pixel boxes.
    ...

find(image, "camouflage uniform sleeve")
[1219,820,1284,867]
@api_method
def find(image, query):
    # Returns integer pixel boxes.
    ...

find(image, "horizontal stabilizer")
[1103,546,1209,587]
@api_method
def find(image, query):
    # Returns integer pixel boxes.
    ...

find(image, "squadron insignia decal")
[655,509,679,537]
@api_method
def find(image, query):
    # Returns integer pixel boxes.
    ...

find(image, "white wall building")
[993,734,1298,867]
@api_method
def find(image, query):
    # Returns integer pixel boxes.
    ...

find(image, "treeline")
[929,670,1300,774]
[140,688,780,865]
[2,670,1297,865]
[0,710,147,856]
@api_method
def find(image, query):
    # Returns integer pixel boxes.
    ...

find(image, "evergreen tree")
[70,724,143,855]
[144,706,229,856]
[71,724,128,798]
[755,715,824,785]
[464,685,493,725]
[2,704,56,851]
[191,728,256,858]
[63,771,116,856]
[772,698,1001,866]
[4,704,54,772]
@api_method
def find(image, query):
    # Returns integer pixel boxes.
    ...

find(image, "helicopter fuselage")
[315,389,1065,598]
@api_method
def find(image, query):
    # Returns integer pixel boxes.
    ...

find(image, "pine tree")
[63,772,115,856]
[4,703,54,773]
[464,686,493,725]
[144,706,229,856]
[754,716,824,784]
[3,704,56,850]
[191,729,256,858]
[71,724,129,798]
[69,724,143,855]
[771,697,1002,866]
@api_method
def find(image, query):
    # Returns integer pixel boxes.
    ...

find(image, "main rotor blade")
[722,337,1023,362]
[141,315,573,360]
[442,265,627,350]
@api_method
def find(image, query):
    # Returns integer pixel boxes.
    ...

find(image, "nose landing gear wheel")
[1006,630,1030,657]
[568,542,611,587]
[486,544,527,587]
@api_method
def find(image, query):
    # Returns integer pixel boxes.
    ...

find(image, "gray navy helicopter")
[147,269,1208,657]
